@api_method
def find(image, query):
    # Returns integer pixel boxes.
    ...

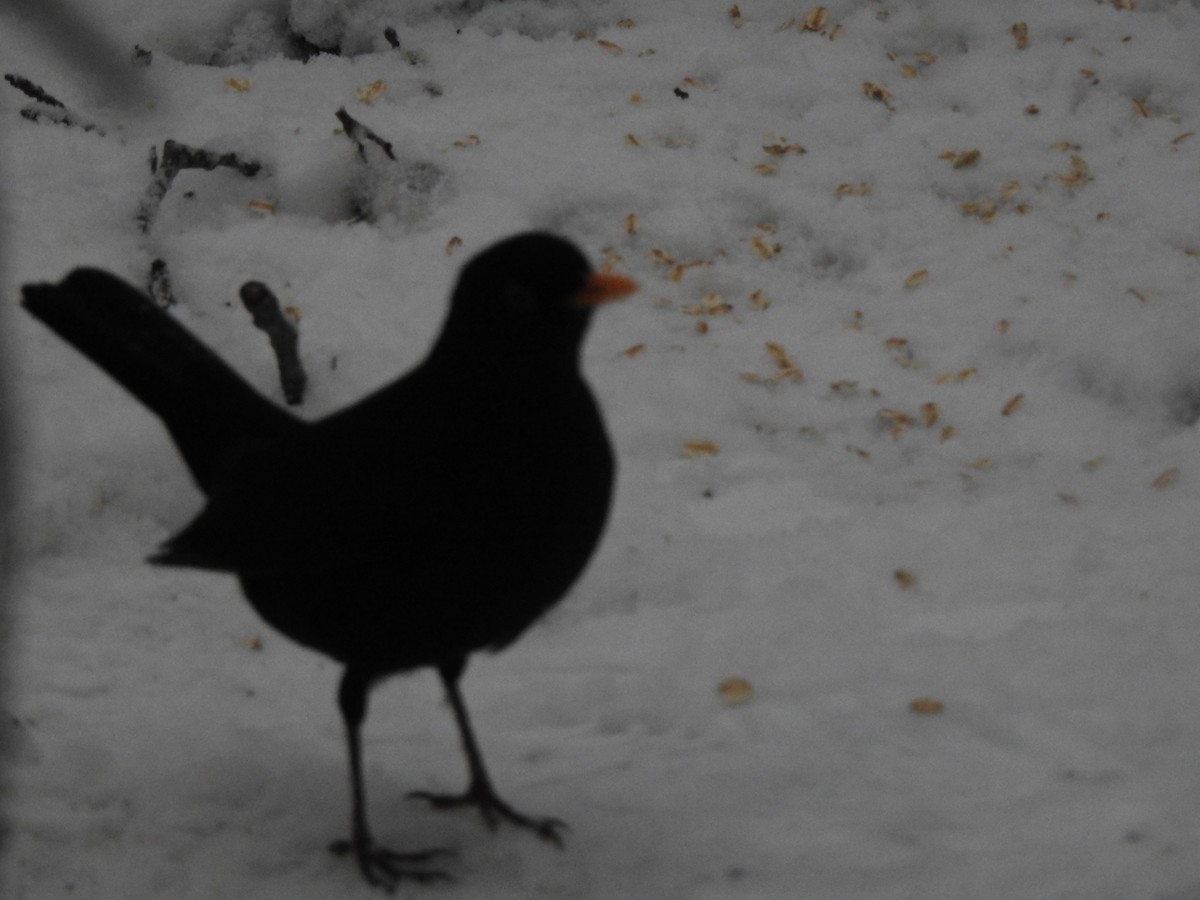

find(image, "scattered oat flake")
[915,50,937,65]
[1113,0,1136,9]
[1001,393,1025,416]
[445,235,463,254]
[942,149,980,169]
[1011,22,1029,50]
[1172,132,1195,145]
[828,23,843,40]
[845,444,870,459]
[939,425,956,442]
[879,409,913,439]
[682,294,732,316]
[909,698,944,714]
[968,458,993,470]
[599,247,623,272]
[995,319,1010,334]
[452,134,482,148]
[597,39,622,55]
[627,93,643,104]
[776,17,797,32]
[750,235,782,259]
[863,82,893,109]
[621,343,646,359]
[835,182,870,196]
[763,142,806,156]
[248,199,276,214]
[1058,492,1080,506]
[637,48,656,57]
[238,635,264,651]
[623,213,638,235]
[1153,468,1179,489]
[728,4,744,26]
[683,440,719,458]
[283,306,302,323]
[624,133,643,147]
[920,402,940,427]
[356,80,387,104]
[894,569,918,589]
[1126,287,1149,304]
[750,289,771,310]
[1055,154,1091,188]
[1026,104,1040,115]
[884,337,909,349]
[617,18,635,28]
[754,162,779,176]
[718,676,754,705]
[766,342,803,378]
[803,7,828,31]
[667,261,706,282]
[830,380,858,394]
[900,64,919,79]
[225,77,252,92]
[905,268,929,289]
[650,248,676,265]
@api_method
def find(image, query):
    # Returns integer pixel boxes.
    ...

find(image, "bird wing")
[150,364,498,574]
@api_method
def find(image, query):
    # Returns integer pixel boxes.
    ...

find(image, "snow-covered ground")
[3,1,1200,897]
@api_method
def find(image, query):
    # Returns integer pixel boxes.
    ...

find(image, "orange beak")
[574,272,638,308]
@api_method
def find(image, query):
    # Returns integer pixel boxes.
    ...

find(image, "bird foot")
[329,836,454,891]
[408,783,567,847]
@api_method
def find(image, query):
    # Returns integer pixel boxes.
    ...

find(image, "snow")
[3,0,1200,897]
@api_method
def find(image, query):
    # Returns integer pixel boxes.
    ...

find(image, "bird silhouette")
[21,232,637,889]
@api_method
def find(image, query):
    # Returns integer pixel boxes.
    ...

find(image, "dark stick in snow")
[4,73,65,107]
[5,72,105,134]
[137,139,264,233]
[147,259,176,309]
[335,107,396,162]
[240,281,307,406]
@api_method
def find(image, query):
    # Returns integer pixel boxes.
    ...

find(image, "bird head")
[437,232,637,365]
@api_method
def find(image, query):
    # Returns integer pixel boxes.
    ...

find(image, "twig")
[138,139,264,233]
[18,106,104,134]
[239,282,307,405]
[6,72,105,134]
[4,73,64,107]
[335,107,396,161]
[147,259,176,308]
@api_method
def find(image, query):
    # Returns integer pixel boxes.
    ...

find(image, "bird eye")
[500,285,536,313]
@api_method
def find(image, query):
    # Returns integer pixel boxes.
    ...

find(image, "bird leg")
[408,659,568,847]
[332,668,454,890]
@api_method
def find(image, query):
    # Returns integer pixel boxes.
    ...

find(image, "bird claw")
[408,786,568,847]
[329,836,455,891]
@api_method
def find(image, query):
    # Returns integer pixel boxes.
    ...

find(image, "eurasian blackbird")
[21,232,637,889]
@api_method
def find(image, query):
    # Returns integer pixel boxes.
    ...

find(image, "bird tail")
[21,268,302,493]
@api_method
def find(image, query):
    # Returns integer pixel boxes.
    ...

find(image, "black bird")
[21,233,637,889]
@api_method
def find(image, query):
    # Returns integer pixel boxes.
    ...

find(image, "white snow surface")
[3,1,1200,897]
